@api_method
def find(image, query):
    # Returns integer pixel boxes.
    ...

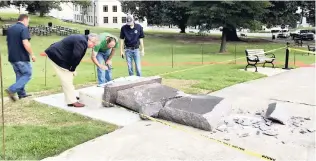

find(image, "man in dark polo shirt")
[120,15,145,76]
[5,14,36,102]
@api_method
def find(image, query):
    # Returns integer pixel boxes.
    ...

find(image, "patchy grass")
[1,99,117,160]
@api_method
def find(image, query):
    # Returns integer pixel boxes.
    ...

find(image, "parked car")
[290,29,315,40]
[277,29,290,38]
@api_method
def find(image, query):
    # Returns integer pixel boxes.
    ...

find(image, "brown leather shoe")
[67,102,85,108]
[5,89,17,102]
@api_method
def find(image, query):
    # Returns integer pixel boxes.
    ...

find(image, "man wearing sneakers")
[91,32,119,85]
[5,14,36,101]
[120,15,145,76]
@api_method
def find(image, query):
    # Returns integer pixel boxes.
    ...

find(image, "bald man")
[91,32,119,85]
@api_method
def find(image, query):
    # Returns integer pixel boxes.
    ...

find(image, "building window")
[113,17,117,23]
[104,17,108,23]
[103,5,108,12]
[122,6,127,13]
[122,17,126,23]
[113,5,117,12]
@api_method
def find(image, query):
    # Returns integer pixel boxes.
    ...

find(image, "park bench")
[307,45,315,55]
[244,49,276,72]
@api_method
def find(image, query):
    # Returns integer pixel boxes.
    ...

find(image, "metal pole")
[93,1,96,27]
[0,50,5,160]
[94,64,96,82]
[294,51,296,67]
[92,49,96,82]
[172,45,174,68]
[201,44,204,64]
[234,43,237,64]
[45,56,47,86]
[283,42,290,70]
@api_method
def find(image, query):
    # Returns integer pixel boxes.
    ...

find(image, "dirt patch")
[162,78,209,94]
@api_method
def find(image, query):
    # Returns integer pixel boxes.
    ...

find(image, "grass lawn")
[1,98,117,160]
[0,13,315,159]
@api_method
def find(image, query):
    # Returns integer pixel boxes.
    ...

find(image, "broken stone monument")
[103,76,162,107]
[101,75,231,131]
[265,102,289,125]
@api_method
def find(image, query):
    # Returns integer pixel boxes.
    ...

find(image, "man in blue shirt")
[120,15,145,76]
[5,14,36,102]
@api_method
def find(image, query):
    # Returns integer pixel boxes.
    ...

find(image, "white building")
[73,0,147,29]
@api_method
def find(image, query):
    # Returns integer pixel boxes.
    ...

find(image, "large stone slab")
[103,76,162,107]
[139,102,164,120]
[158,95,231,131]
[116,83,184,112]
[265,102,289,125]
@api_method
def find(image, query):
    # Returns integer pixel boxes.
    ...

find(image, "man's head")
[87,33,100,48]
[106,37,116,48]
[126,15,134,26]
[18,14,29,26]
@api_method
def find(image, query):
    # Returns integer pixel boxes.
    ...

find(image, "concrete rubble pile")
[213,102,315,140]
[102,76,231,131]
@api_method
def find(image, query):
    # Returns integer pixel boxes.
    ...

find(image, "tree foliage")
[9,1,61,17]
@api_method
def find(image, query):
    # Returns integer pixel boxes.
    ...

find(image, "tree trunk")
[179,25,186,33]
[219,27,228,53]
[40,11,44,17]
[226,26,240,41]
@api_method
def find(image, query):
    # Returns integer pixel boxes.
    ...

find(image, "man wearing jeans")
[91,32,119,85]
[120,15,145,76]
[5,14,36,102]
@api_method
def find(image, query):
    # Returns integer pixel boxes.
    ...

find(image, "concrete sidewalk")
[213,66,315,106]
[41,66,315,161]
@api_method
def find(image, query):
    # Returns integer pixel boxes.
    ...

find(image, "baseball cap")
[126,15,134,25]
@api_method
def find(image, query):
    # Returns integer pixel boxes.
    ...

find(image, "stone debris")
[299,129,307,134]
[265,102,289,125]
[265,120,272,126]
[263,128,278,136]
[281,141,285,144]
[216,125,227,132]
[239,133,249,138]
[307,128,315,133]
[304,117,311,120]
[224,138,230,141]
[256,131,260,135]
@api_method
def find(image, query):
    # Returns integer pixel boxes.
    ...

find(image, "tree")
[191,1,271,52]
[0,1,10,8]
[120,1,192,33]
[298,1,315,26]
[262,1,301,29]
[71,0,91,23]
[9,1,61,17]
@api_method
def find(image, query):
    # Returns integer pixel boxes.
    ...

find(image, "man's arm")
[70,40,87,71]
[22,40,34,56]
[120,27,125,56]
[139,39,144,51]
[108,48,115,60]
[91,50,101,67]
[120,39,125,53]
[21,28,35,60]
[139,26,145,55]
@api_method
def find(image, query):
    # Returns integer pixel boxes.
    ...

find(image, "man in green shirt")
[91,32,119,85]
